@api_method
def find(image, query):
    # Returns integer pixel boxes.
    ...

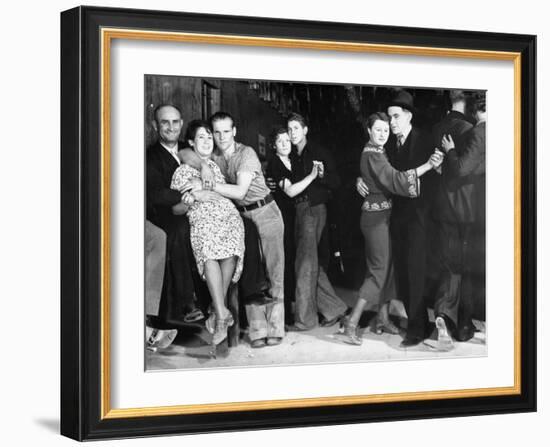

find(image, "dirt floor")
[146,287,487,371]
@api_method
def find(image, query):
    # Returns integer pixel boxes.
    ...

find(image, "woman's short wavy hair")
[365,112,390,129]
[185,119,212,143]
[269,127,289,150]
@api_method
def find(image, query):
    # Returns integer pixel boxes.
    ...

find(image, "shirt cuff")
[406,169,420,198]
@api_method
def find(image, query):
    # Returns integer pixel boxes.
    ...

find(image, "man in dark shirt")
[287,113,348,330]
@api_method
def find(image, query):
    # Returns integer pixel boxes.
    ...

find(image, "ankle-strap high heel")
[341,316,362,346]
[212,312,234,346]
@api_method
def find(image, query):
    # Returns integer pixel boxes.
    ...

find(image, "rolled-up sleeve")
[236,147,261,179]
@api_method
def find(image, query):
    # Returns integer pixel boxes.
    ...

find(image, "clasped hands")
[429,149,445,169]
[178,178,218,204]
[356,147,445,198]
[199,161,215,191]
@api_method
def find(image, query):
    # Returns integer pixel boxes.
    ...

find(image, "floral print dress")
[170,160,244,282]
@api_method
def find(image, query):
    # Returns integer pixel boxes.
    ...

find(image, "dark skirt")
[357,210,396,310]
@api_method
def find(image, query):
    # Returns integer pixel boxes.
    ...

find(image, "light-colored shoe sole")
[435,317,454,351]
[335,332,362,346]
[155,329,178,349]
[146,328,178,350]
[342,336,362,346]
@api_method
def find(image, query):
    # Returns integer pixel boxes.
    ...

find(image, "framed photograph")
[60,5,536,441]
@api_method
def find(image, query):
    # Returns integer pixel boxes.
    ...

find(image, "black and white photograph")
[144,75,487,370]
[55,3,538,442]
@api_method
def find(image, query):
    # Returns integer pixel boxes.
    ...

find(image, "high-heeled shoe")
[374,317,400,335]
[212,312,234,345]
[205,306,216,334]
[340,316,362,346]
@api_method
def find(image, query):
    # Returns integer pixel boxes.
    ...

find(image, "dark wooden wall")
[145,76,286,155]
[145,75,203,146]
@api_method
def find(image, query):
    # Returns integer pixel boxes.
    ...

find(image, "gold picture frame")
[61,6,536,440]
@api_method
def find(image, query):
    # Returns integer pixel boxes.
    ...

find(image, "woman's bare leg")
[349,298,367,326]
[204,259,235,345]
[378,302,390,322]
[204,260,229,319]
[219,256,237,296]
[375,300,400,334]
[340,298,365,346]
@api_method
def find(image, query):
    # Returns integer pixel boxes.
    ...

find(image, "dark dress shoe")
[399,335,424,348]
[285,324,313,332]
[456,324,476,342]
[374,318,401,335]
[320,310,349,327]
[182,308,205,323]
[247,292,275,305]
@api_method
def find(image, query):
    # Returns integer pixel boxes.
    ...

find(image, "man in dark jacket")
[385,90,438,347]
[434,92,486,348]
[146,104,204,324]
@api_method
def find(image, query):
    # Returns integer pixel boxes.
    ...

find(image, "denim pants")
[294,202,347,329]
[239,216,270,302]
[241,201,285,340]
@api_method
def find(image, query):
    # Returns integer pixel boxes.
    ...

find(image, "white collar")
[399,125,412,143]
[278,154,292,170]
[160,142,180,164]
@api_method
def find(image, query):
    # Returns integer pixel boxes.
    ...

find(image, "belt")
[295,195,309,205]
[236,194,273,212]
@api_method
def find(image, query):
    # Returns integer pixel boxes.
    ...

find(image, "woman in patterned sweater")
[341,112,442,345]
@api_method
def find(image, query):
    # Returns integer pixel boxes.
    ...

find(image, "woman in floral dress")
[171,120,244,345]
